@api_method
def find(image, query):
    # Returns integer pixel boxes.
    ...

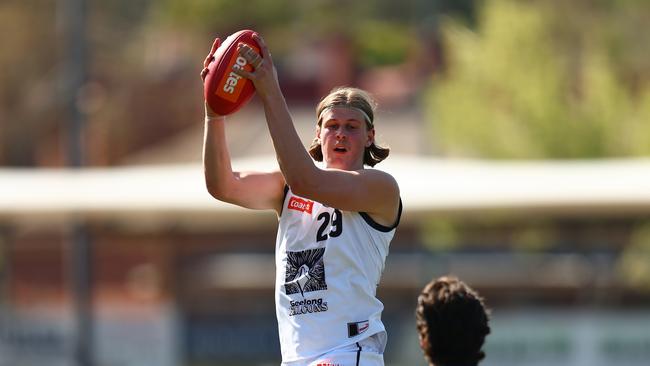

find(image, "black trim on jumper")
[355,342,362,366]
[279,185,290,217]
[359,198,402,232]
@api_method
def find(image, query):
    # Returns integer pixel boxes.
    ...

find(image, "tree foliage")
[426,0,650,159]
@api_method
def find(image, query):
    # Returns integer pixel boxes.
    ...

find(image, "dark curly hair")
[415,276,491,366]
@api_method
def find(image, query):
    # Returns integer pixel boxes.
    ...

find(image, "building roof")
[3,155,650,230]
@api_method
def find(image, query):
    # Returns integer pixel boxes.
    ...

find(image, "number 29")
[316,209,342,242]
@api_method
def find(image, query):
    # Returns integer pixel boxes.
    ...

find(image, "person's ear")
[366,128,375,147]
[419,335,431,354]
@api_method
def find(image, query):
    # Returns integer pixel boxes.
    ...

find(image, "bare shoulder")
[298,166,399,221]
[357,168,400,227]
[361,167,397,181]
[357,168,400,194]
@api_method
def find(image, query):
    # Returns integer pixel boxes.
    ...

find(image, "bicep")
[297,169,400,221]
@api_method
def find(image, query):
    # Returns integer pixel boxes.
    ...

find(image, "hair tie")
[318,105,373,127]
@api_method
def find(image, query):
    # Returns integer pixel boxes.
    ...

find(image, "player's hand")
[205,101,225,121]
[201,37,225,120]
[201,37,221,81]
[233,34,280,101]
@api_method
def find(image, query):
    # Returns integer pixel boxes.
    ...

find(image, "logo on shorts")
[288,196,314,214]
[348,320,370,337]
[284,248,327,296]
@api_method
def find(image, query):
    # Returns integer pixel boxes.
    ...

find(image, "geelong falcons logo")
[284,248,327,296]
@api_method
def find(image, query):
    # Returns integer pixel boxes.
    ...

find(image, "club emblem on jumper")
[285,248,327,296]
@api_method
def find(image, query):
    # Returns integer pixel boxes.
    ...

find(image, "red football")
[203,30,261,116]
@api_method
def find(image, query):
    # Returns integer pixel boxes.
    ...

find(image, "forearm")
[202,116,237,198]
[232,36,319,192]
[260,90,317,190]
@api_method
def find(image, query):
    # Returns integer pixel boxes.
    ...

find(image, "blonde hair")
[308,87,390,167]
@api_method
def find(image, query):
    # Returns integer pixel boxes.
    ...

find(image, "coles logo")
[288,196,313,214]
[215,43,260,103]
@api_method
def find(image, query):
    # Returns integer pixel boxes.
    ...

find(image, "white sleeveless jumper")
[275,187,401,362]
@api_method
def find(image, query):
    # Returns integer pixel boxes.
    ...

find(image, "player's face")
[317,107,374,171]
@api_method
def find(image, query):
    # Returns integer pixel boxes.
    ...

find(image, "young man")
[416,276,491,366]
[201,35,401,366]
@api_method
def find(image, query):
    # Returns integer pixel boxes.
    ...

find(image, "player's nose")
[335,127,346,139]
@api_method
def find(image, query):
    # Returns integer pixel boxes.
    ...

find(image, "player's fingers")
[250,53,263,69]
[210,37,221,55]
[200,67,209,81]
[203,55,213,68]
[238,43,263,69]
[232,65,254,80]
[252,33,272,62]
[203,37,221,68]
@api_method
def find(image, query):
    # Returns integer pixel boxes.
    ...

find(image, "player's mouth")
[333,146,347,154]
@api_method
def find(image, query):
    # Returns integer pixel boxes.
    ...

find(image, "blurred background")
[2,0,650,365]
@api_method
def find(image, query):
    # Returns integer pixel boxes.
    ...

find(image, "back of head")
[416,276,491,366]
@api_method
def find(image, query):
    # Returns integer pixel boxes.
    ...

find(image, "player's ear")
[366,128,375,147]
[418,335,429,352]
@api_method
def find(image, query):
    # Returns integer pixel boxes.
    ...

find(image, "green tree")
[426,0,650,159]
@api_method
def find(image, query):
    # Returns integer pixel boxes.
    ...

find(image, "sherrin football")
[204,29,261,116]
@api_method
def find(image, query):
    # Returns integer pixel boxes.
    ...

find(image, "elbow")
[205,178,231,202]
[205,181,223,200]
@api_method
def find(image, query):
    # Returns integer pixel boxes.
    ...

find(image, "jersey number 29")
[317,209,342,242]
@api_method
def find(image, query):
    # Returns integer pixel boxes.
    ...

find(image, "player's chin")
[325,156,357,170]
[324,156,344,169]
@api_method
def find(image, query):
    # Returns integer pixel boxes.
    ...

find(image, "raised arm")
[234,36,400,226]
[201,38,285,214]
[202,113,285,213]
